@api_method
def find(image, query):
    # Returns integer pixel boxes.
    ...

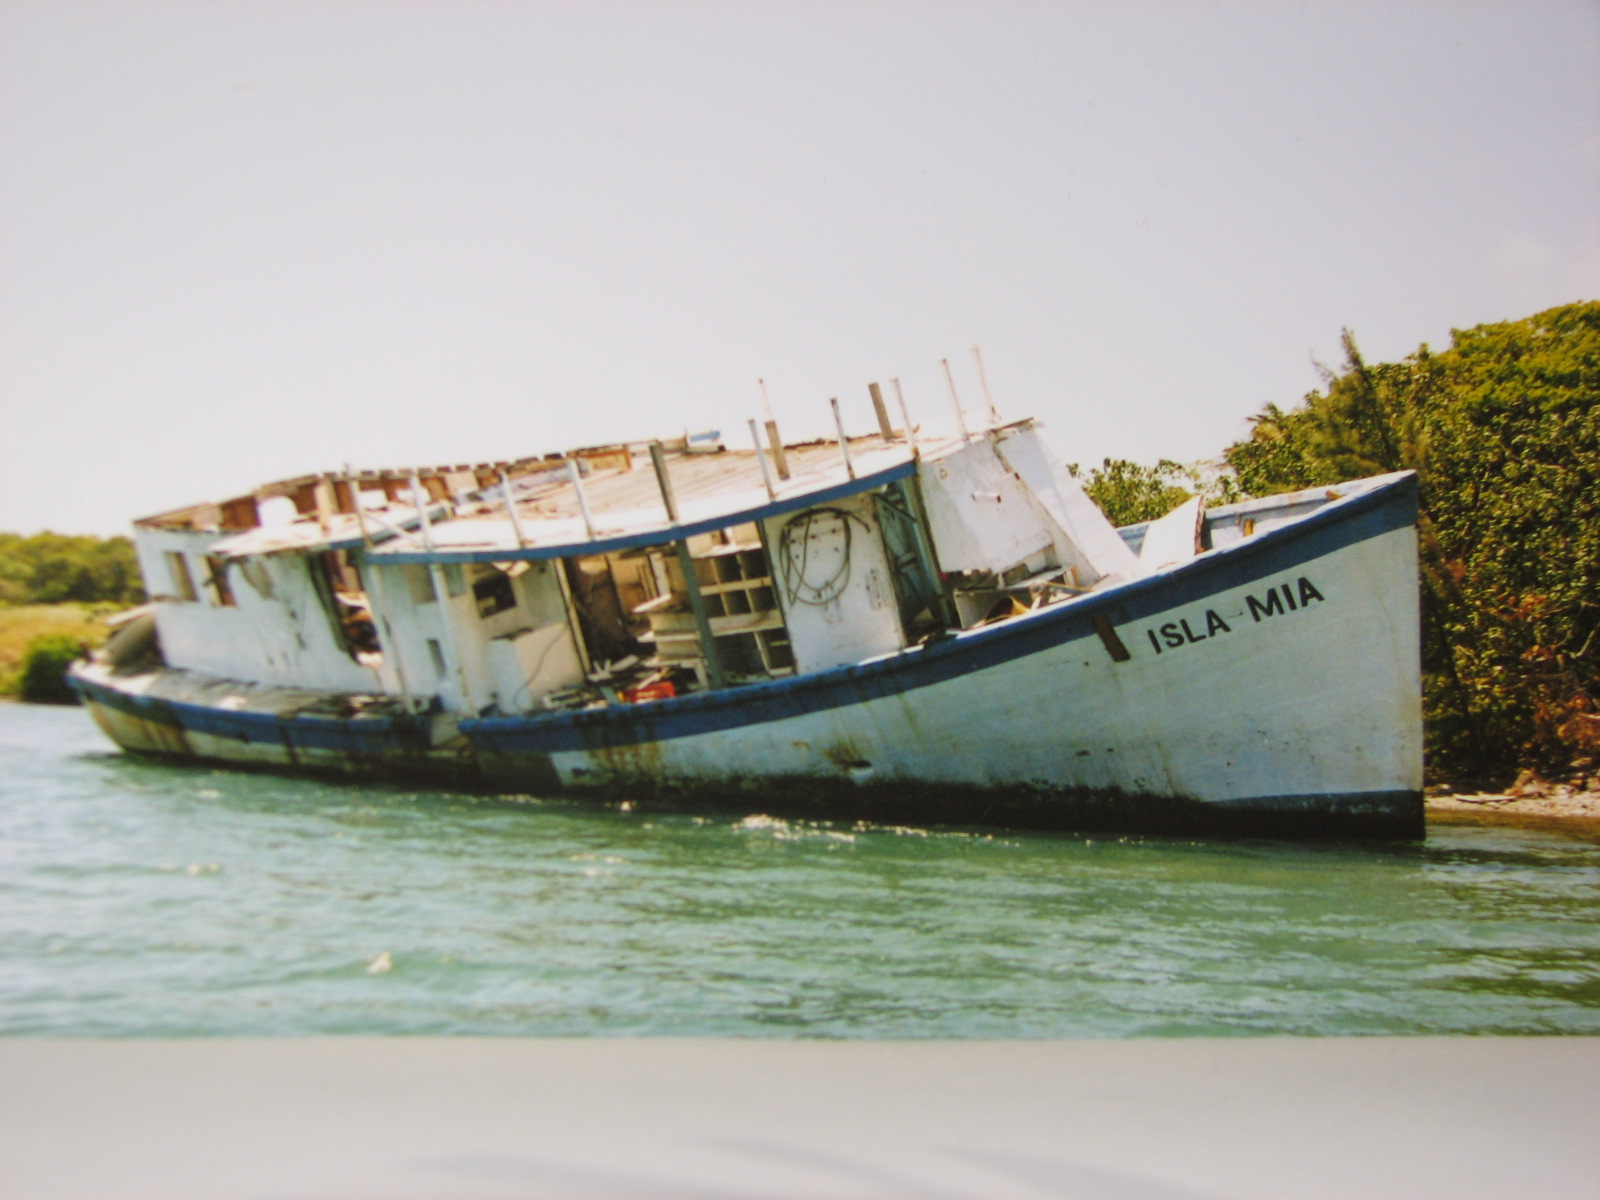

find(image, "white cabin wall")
[364,559,584,715]
[363,563,476,712]
[357,561,434,704]
[987,424,1141,582]
[475,562,585,714]
[763,492,904,673]
[134,528,382,693]
[917,437,1059,576]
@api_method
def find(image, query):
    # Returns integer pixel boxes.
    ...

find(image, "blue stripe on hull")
[70,673,415,757]
[465,473,1418,756]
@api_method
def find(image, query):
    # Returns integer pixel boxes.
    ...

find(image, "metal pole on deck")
[408,474,477,714]
[973,344,1001,426]
[891,378,919,459]
[757,379,790,480]
[830,398,856,479]
[748,419,777,501]
[346,467,416,716]
[498,469,530,549]
[564,458,598,540]
[649,443,726,691]
[648,443,680,525]
[941,358,972,443]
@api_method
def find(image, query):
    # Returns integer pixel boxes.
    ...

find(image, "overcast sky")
[2,0,1596,536]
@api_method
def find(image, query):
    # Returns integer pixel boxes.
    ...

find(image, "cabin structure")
[125,412,1138,727]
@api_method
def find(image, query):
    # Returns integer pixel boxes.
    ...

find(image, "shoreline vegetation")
[4,302,1595,795]
[0,602,122,702]
[1080,300,1598,796]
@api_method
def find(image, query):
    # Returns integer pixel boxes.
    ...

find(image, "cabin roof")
[189,430,974,563]
[370,437,935,565]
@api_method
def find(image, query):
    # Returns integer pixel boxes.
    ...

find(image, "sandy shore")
[1427,781,1600,838]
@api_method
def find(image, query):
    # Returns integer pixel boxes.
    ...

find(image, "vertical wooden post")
[565,458,598,540]
[758,379,790,479]
[648,443,679,523]
[649,443,725,690]
[892,378,919,459]
[869,381,895,441]
[345,466,372,552]
[313,477,336,533]
[498,469,530,549]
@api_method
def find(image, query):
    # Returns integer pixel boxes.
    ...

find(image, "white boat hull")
[73,474,1423,837]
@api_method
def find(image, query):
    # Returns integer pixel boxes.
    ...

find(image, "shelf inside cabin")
[629,536,793,683]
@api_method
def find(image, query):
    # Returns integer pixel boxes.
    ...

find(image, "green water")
[3,702,1598,1036]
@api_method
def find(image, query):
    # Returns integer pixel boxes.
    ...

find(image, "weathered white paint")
[986,423,1140,582]
[135,528,384,695]
[1139,494,1205,571]
[361,556,584,715]
[139,519,588,721]
[486,628,570,713]
[917,436,1059,576]
[95,411,1421,832]
[763,492,905,674]
[552,517,1422,808]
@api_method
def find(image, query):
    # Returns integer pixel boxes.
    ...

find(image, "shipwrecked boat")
[71,370,1424,837]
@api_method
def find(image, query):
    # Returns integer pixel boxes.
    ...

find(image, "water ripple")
[3,702,1598,1036]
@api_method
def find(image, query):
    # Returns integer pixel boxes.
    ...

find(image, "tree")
[0,533,145,607]
[1224,302,1600,785]
[1078,458,1238,528]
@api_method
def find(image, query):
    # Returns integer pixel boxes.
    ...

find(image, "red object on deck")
[621,681,677,704]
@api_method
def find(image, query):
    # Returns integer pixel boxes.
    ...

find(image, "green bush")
[1076,458,1239,527]
[0,533,144,607]
[1223,302,1600,786]
[19,633,87,705]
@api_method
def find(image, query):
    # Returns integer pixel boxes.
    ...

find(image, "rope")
[777,507,870,607]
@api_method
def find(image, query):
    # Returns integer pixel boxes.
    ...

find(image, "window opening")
[202,555,236,607]
[308,550,380,661]
[556,524,795,702]
[564,554,636,667]
[473,570,517,618]
[873,481,950,639]
[405,564,435,605]
[636,524,789,687]
[165,551,198,602]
